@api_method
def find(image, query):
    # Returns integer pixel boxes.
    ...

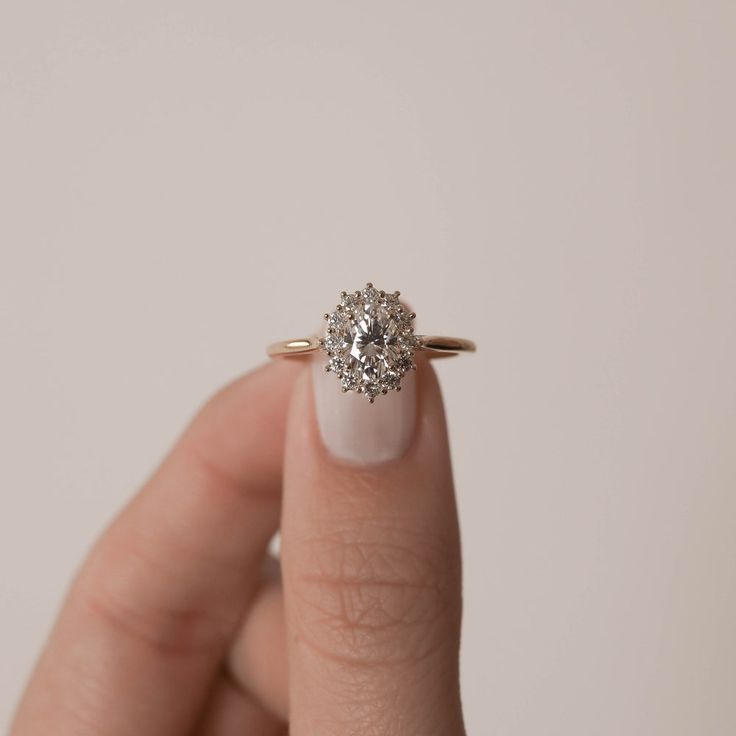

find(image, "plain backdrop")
[1,2,735,733]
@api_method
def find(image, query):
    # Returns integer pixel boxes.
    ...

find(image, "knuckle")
[81,587,219,658]
[289,520,461,667]
[74,538,228,658]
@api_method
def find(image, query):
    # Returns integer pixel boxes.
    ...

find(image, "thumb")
[281,357,465,735]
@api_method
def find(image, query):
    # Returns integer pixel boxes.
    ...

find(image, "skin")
[11,358,465,735]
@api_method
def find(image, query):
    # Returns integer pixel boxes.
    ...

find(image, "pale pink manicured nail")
[311,359,417,465]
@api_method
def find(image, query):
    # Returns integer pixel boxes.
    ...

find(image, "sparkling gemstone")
[322,283,416,401]
[347,303,402,383]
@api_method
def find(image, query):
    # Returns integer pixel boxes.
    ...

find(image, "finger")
[194,675,285,736]
[228,578,288,720]
[281,358,465,735]
[12,361,300,736]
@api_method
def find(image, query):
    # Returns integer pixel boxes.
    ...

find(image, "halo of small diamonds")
[321,283,417,402]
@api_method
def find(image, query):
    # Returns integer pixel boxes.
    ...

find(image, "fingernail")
[311,359,417,465]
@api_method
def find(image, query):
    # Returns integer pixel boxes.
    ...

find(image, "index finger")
[12,360,300,736]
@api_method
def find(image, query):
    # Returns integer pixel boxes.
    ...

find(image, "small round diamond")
[321,283,416,401]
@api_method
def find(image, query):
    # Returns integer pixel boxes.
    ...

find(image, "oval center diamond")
[349,304,401,382]
[322,284,417,401]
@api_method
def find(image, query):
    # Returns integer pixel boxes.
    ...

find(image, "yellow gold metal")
[417,335,477,355]
[266,336,322,357]
[267,334,475,359]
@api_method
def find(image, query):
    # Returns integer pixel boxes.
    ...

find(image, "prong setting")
[320,283,417,402]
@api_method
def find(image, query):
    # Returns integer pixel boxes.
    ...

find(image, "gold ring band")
[268,335,476,358]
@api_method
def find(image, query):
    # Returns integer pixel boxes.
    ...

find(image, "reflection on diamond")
[349,303,401,383]
[322,284,416,401]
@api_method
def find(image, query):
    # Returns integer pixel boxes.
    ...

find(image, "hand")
[12,358,465,735]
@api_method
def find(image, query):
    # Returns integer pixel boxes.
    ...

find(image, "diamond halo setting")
[267,286,475,379]
[320,283,418,402]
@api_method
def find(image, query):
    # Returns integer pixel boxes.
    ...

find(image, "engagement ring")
[268,283,476,402]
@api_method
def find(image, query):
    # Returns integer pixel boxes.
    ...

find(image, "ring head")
[321,283,418,402]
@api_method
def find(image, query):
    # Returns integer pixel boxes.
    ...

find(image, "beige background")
[1,2,735,733]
